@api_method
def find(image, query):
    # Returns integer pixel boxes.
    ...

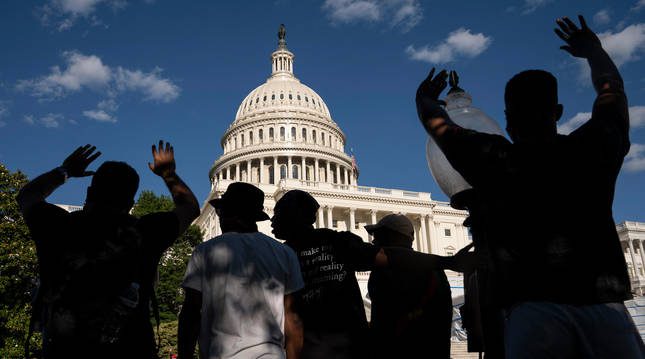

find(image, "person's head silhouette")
[272,190,319,240]
[210,182,269,233]
[504,70,563,145]
[86,161,139,213]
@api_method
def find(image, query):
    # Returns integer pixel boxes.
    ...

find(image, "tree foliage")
[0,163,41,357]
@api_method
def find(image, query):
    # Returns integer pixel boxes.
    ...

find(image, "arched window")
[269,128,274,140]
[233,137,237,149]
[292,165,299,179]
[290,127,296,140]
[256,97,259,103]
[241,134,245,146]
[312,130,316,144]
[288,94,292,100]
[305,96,309,102]
[280,165,287,180]
[297,95,301,100]
[280,127,285,141]
[302,128,306,141]
[249,131,253,145]
[259,129,264,142]
[271,94,275,100]
[268,166,274,184]
[280,93,284,100]
[263,95,267,101]
[321,132,325,145]
[328,135,332,146]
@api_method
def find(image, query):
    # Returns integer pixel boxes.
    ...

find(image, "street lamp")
[425,71,506,358]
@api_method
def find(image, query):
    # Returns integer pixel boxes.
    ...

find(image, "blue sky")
[0,0,644,222]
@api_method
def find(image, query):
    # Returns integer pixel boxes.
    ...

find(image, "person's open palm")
[554,15,601,59]
[149,140,176,178]
[62,144,101,177]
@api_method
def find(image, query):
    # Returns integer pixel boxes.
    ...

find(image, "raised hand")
[554,15,601,59]
[416,67,448,123]
[148,140,176,178]
[62,144,101,177]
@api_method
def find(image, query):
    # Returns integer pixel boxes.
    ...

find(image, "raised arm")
[148,140,200,234]
[178,287,201,359]
[555,15,628,134]
[555,15,623,94]
[17,144,101,213]
[416,68,462,147]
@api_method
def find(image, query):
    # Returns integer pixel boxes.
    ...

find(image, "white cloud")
[593,9,611,26]
[406,28,492,64]
[557,111,591,135]
[0,101,8,127]
[40,113,63,128]
[23,115,35,125]
[521,0,551,15]
[38,0,127,31]
[97,98,118,112]
[322,0,422,32]
[17,51,179,110]
[17,51,111,100]
[114,67,180,102]
[558,106,645,134]
[625,143,645,172]
[83,109,116,122]
[599,24,645,67]
[633,0,645,11]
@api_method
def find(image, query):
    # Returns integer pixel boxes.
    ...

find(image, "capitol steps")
[450,342,479,359]
[626,297,645,342]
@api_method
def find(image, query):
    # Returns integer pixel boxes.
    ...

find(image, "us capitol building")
[191,26,645,305]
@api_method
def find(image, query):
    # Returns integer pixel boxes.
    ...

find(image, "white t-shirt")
[182,231,304,359]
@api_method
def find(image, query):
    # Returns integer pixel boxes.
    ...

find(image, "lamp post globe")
[425,72,504,209]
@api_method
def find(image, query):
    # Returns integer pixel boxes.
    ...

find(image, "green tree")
[0,163,41,358]
[132,190,203,358]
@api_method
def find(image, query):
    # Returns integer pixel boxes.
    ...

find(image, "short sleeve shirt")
[182,232,304,359]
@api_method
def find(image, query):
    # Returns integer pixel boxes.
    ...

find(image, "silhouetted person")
[272,190,378,359]
[365,214,452,359]
[17,141,200,359]
[416,15,644,357]
[178,182,304,359]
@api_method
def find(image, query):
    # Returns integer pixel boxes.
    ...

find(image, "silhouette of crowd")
[16,15,644,359]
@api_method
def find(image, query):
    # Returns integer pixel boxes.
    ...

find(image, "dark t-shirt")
[440,91,631,306]
[286,229,375,359]
[24,202,179,358]
[368,247,452,359]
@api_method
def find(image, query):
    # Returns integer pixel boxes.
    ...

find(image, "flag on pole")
[350,148,359,179]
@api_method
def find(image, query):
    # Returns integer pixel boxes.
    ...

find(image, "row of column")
[624,238,645,278]
[216,156,355,186]
[314,206,446,254]
[224,125,343,153]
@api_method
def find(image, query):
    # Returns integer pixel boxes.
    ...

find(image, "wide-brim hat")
[364,214,414,240]
[209,182,270,222]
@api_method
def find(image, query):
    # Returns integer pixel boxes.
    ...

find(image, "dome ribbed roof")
[234,76,332,122]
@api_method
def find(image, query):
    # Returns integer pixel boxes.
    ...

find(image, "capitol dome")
[210,25,356,188]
